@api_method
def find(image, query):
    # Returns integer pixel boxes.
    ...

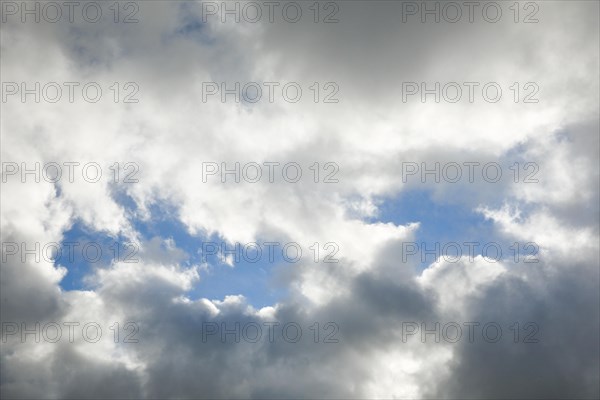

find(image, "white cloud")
[1,1,598,398]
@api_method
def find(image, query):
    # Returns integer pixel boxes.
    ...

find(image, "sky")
[1,1,599,399]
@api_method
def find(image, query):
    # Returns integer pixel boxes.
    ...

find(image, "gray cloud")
[1,1,598,398]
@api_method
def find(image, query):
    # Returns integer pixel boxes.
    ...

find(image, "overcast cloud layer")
[1,1,599,398]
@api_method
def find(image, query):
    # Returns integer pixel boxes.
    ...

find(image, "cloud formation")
[1,1,598,398]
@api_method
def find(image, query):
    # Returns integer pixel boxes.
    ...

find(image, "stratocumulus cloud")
[1,1,598,399]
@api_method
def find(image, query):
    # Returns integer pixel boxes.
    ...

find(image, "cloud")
[1,1,598,398]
